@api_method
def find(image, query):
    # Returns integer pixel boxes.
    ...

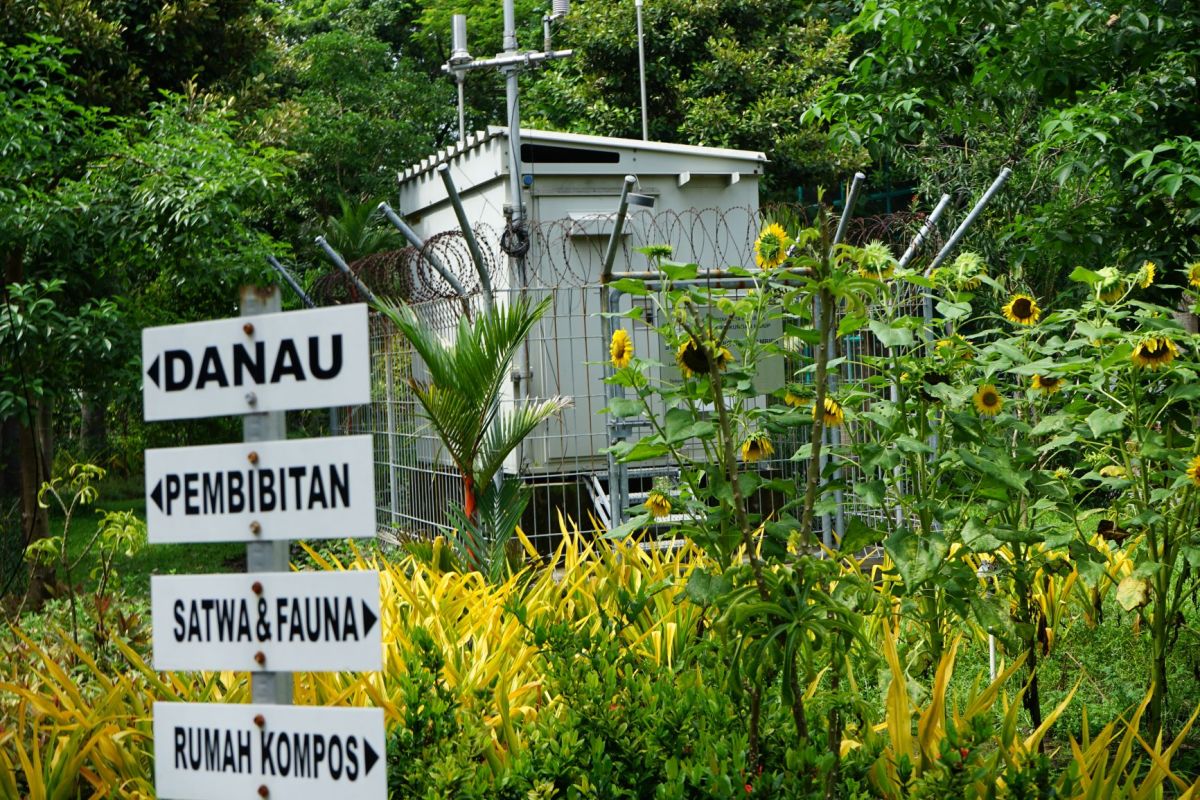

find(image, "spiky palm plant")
[320,195,401,262]
[376,295,570,575]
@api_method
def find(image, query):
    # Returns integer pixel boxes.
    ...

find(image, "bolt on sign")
[142,304,370,421]
[144,435,375,543]
[154,702,386,800]
[151,571,382,673]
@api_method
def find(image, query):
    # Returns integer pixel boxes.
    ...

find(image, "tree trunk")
[6,247,54,605]
[81,394,107,461]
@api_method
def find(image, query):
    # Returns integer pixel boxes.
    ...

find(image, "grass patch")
[50,495,246,599]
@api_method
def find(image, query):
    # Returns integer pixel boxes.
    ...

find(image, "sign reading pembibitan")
[144,435,375,543]
[142,303,370,421]
[153,702,385,800]
[151,571,382,673]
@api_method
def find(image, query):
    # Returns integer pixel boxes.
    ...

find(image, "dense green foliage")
[809,0,1200,299]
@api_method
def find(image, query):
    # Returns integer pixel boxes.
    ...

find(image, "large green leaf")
[1086,408,1126,437]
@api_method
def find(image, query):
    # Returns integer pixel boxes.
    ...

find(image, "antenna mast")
[444,1,573,238]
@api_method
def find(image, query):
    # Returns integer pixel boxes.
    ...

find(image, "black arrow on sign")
[364,740,379,775]
[362,602,377,636]
[146,355,161,388]
[150,480,164,512]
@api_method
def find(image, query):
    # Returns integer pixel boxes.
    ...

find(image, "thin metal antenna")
[636,0,648,140]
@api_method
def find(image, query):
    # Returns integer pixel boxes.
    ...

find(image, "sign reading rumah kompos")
[142,303,370,421]
[151,571,382,673]
[154,702,386,800]
[144,435,375,543]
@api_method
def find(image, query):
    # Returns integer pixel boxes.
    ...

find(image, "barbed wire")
[311,206,946,305]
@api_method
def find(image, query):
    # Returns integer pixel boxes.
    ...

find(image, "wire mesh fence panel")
[332,205,948,549]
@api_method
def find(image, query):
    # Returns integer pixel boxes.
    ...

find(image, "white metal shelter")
[354,127,776,550]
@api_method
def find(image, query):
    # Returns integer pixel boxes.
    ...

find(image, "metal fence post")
[240,286,292,706]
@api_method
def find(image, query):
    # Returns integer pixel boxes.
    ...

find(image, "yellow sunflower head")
[1188,261,1200,289]
[1138,260,1156,289]
[1131,336,1179,369]
[973,384,1003,416]
[1187,454,1200,488]
[813,396,844,426]
[783,389,808,408]
[1031,374,1063,394]
[610,328,633,369]
[1053,467,1071,480]
[1002,293,1041,326]
[644,490,672,519]
[754,222,789,270]
[676,338,732,378]
[857,240,896,281]
[740,432,775,463]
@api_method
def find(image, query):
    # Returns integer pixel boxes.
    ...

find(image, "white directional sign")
[144,435,375,543]
[142,304,370,421]
[151,571,382,672]
[154,701,385,800]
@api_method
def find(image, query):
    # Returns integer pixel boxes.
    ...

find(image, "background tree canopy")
[3,0,1199,600]
[808,0,1200,300]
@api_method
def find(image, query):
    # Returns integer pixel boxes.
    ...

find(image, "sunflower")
[1099,465,1127,479]
[741,432,775,463]
[857,240,896,281]
[813,396,844,426]
[1187,455,1200,488]
[609,328,633,369]
[1131,336,1178,369]
[1001,293,1041,326]
[973,384,1003,416]
[918,371,950,403]
[1031,374,1063,394]
[1138,260,1156,289]
[783,390,807,408]
[946,251,988,290]
[676,338,733,378]
[1096,267,1125,303]
[645,490,672,519]
[1053,467,1071,480]
[1188,261,1200,289]
[754,222,789,270]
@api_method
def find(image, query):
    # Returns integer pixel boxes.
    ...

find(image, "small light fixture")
[628,192,654,208]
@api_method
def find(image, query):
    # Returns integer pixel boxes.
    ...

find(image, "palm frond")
[475,396,573,491]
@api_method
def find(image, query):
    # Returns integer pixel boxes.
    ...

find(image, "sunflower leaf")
[603,397,643,418]
[868,318,913,348]
[1086,408,1126,437]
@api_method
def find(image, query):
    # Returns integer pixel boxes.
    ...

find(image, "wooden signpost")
[143,289,384,800]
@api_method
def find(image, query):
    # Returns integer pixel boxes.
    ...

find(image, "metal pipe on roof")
[925,167,1013,275]
[829,172,866,258]
[314,236,378,306]
[436,164,493,307]
[377,201,472,299]
[265,255,315,308]
[602,176,637,283]
[897,193,951,269]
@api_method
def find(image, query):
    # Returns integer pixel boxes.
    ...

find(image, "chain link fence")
[324,206,943,551]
